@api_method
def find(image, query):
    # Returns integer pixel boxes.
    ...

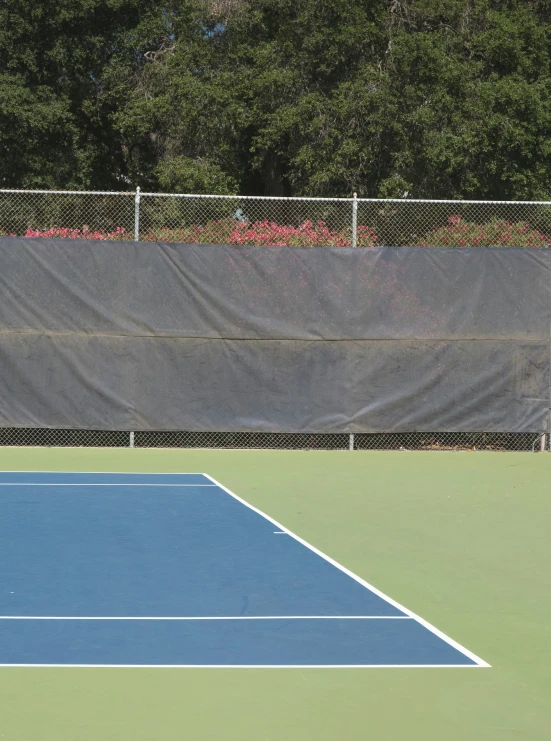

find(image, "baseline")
[0,615,480,666]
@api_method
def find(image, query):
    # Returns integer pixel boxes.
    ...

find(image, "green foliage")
[0,0,157,188]
[4,0,551,197]
[156,156,238,194]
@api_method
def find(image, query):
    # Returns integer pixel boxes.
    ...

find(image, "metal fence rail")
[1,189,551,247]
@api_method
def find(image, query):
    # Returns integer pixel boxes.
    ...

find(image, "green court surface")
[0,448,549,741]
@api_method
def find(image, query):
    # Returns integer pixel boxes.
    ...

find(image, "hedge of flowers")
[141,219,378,247]
[3,215,550,247]
[3,219,375,246]
[22,226,128,240]
[419,215,551,248]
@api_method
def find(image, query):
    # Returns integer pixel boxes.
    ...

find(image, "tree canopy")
[2,0,551,197]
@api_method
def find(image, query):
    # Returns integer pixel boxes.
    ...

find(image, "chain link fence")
[2,189,551,248]
[0,188,549,451]
[0,429,547,452]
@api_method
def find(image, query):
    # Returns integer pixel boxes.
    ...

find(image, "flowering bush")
[144,219,377,247]
[141,219,240,244]
[0,226,129,240]
[21,226,128,240]
[226,219,350,247]
[419,215,551,248]
[12,219,377,247]
[6,215,550,248]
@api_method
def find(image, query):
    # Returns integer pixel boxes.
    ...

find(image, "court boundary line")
[0,483,215,487]
[0,615,412,621]
[0,664,482,668]
[203,473,490,668]
[0,471,209,475]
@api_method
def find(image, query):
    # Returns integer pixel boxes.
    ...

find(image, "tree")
[4,0,551,198]
[220,0,551,198]
[0,0,158,188]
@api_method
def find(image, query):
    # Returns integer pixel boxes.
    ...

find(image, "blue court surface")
[0,472,488,667]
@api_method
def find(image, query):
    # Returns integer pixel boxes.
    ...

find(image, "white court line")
[0,483,215,487]
[0,615,412,621]
[0,664,481,669]
[203,473,491,668]
[0,471,208,475]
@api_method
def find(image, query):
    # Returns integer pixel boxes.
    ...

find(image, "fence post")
[352,192,358,248]
[349,433,355,451]
[129,431,135,448]
[134,186,141,241]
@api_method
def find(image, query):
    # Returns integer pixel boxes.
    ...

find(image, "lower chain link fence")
[0,428,547,452]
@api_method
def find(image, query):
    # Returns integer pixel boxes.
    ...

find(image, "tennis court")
[0,470,486,668]
[1,447,549,741]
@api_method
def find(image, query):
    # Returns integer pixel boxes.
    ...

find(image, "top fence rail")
[1,189,551,248]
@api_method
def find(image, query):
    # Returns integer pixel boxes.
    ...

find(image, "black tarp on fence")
[0,238,549,432]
